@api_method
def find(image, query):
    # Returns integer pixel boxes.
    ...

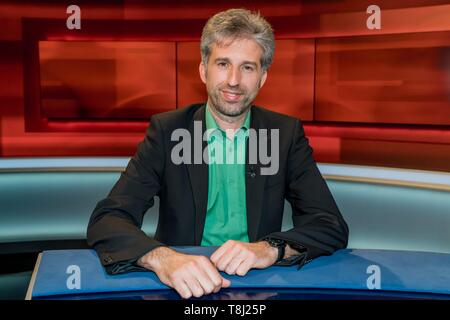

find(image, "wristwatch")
[266,238,286,263]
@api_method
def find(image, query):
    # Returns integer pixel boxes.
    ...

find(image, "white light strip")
[319,163,450,187]
[0,157,130,169]
[0,158,449,187]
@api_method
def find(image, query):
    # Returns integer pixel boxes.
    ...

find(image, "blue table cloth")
[28,247,450,299]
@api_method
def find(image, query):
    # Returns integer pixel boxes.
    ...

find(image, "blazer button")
[250,172,256,178]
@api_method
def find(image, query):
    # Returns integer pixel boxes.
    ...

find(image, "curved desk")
[27,247,450,300]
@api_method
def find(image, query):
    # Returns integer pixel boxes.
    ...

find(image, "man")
[87,8,349,299]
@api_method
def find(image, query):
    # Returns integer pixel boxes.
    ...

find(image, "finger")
[225,250,247,275]
[189,261,216,295]
[235,258,253,276]
[207,269,231,292]
[221,277,231,287]
[184,273,204,298]
[174,280,193,299]
[200,258,225,292]
[216,244,240,271]
[210,241,233,264]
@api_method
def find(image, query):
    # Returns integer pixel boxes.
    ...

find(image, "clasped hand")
[140,240,278,299]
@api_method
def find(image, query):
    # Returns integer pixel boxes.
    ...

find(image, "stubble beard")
[207,82,260,119]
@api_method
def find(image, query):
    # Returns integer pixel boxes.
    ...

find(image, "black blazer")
[87,103,349,274]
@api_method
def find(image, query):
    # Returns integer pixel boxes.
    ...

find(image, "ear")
[259,70,268,89]
[199,62,207,84]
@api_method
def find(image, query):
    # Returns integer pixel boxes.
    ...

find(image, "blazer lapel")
[245,107,268,242]
[186,105,209,245]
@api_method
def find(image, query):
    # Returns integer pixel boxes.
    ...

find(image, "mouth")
[221,90,243,102]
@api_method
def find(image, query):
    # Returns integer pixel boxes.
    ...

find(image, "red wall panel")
[39,41,176,119]
[176,42,207,108]
[0,0,449,172]
[315,31,450,125]
[253,39,315,120]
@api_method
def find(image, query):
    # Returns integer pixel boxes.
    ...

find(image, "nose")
[227,66,241,87]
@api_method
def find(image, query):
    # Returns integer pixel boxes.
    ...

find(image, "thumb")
[221,277,231,287]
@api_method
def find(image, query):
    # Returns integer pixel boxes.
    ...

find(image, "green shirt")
[201,105,251,246]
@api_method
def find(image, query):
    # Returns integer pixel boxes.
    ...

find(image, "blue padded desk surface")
[28,247,450,299]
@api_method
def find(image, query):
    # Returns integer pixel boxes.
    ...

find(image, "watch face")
[269,239,285,247]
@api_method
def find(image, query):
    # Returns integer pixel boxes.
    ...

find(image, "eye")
[217,61,228,68]
[243,65,254,72]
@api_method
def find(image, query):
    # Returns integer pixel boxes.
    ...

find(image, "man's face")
[199,37,268,118]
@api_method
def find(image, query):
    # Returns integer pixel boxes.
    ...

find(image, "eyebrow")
[214,57,258,68]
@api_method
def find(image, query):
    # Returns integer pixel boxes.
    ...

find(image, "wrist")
[285,244,299,258]
[267,243,279,263]
[138,246,173,272]
[263,240,284,263]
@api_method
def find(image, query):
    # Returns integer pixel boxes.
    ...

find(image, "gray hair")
[200,8,275,72]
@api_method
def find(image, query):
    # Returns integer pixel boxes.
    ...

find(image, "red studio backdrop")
[0,0,450,171]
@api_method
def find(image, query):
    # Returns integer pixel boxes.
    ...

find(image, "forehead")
[209,37,263,64]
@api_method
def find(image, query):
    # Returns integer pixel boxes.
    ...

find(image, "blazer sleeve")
[262,119,349,267]
[86,116,167,274]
